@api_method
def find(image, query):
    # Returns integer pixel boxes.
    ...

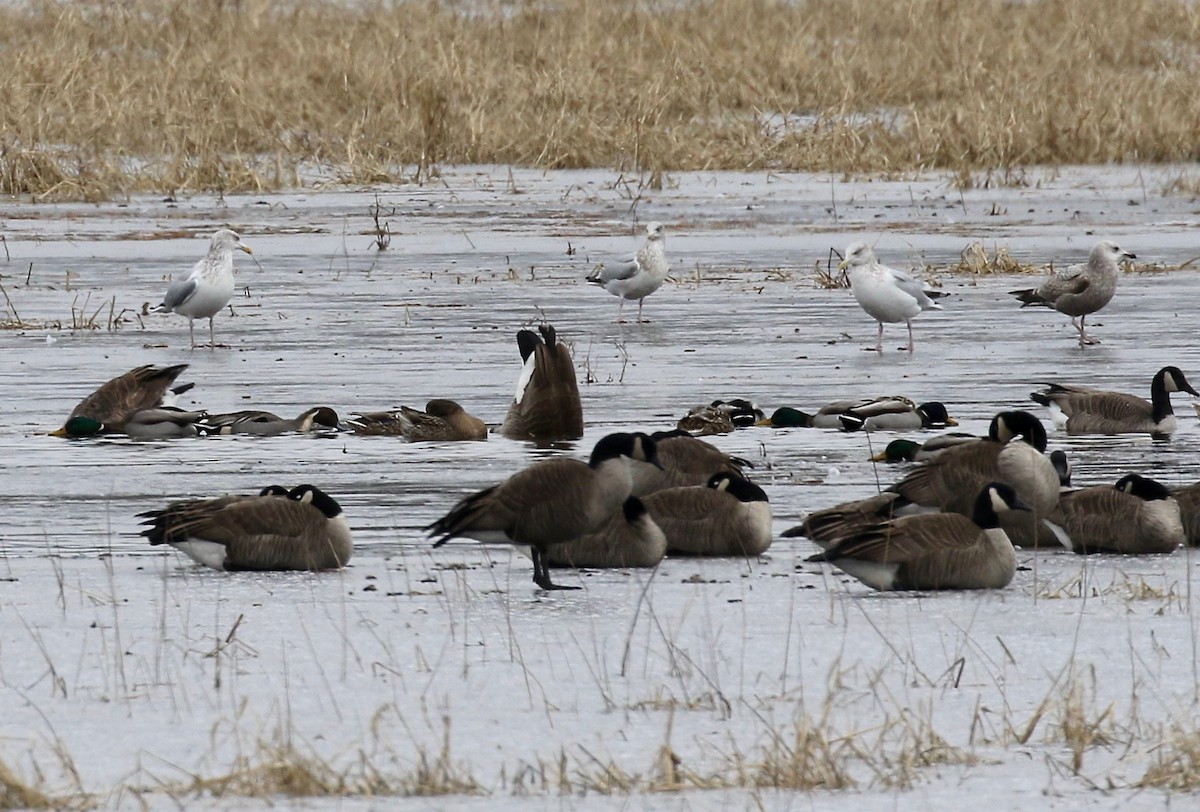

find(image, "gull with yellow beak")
[838,242,944,353]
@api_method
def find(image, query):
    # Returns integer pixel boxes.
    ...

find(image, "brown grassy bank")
[1,0,1198,200]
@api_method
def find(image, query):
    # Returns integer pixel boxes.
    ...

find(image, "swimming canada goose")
[51,364,192,438]
[499,324,584,441]
[757,398,956,431]
[806,482,1027,591]
[200,407,340,436]
[426,432,663,590]
[1009,240,1134,346]
[630,430,750,496]
[838,242,944,353]
[539,497,667,569]
[1030,366,1199,436]
[345,400,484,441]
[154,229,253,349]
[587,222,670,323]
[642,473,773,557]
[869,432,980,462]
[1044,474,1183,555]
[139,484,352,571]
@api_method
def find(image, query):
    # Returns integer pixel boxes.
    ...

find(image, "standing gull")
[155,229,253,349]
[1009,240,1134,346]
[587,222,670,323]
[838,242,943,353]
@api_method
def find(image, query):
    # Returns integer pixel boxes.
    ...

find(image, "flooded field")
[3,166,1200,807]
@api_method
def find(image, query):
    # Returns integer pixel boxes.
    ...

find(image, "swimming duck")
[154,229,253,349]
[426,433,663,590]
[587,222,670,323]
[758,398,956,431]
[139,484,352,571]
[1031,366,1198,436]
[200,407,340,436]
[1010,240,1134,347]
[838,242,944,353]
[52,364,192,438]
[869,432,980,462]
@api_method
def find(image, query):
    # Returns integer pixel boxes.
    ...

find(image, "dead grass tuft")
[0,758,57,810]
[949,241,1037,275]
[2,0,1199,199]
[1140,721,1200,789]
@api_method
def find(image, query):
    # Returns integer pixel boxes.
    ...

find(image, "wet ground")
[3,165,1200,806]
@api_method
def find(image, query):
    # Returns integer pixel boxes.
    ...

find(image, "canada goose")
[499,324,584,441]
[540,497,667,569]
[1010,240,1134,346]
[869,432,979,462]
[782,491,905,549]
[200,407,340,436]
[51,364,191,438]
[1030,366,1199,436]
[757,398,956,431]
[154,229,253,349]
[807,482,1026,591]
[630,430,750,496]
[124,408,207,439]
[139,484,352,571]
[426,432,663,590]
[838,242,944,353]
[346,400,484,441]
[888,411,1054,516]
[643,473,773,557]
[587,222,670,323]
[1044,474,1183,555]
[1172,481,1200,546]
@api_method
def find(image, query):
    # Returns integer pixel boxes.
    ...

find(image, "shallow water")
[3,167,1200,806]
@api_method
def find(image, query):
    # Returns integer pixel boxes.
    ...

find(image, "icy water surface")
[3,166,1200,807]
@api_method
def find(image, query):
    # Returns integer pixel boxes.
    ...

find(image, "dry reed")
[2,0,1198,200]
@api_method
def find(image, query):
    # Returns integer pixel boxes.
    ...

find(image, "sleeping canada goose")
[1009,240,1134,346]
[1030,366,1199,436]
[586,221,670,323]
[51,364,192,438]
[124,408,207,439]
[806,482,1027,591]
[345,400,485,441]
[426,432,663,590]
[642,473,773,557]
[139,484,352,571]
[1044,474,1183,555]
[200,407,340,436]
[1172,481,1200,546]
[757,398,956,431]
[498,324,584,441]
[154,229,254,349]
[540,497,667,569]
[630,430,750,496]
[838,242,944,353]
[869,432,979,462]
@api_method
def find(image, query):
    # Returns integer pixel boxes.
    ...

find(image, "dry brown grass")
[0,758,57,810]
[2,0,1198,200]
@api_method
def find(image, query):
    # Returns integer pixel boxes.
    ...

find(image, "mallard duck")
[139,484,352,571]
[125,408,207,439]
[1031,366,1198,436]
[499,324,584,441]
[643,473,772,557]
[426,433,663,590]
[1010,240,1134,346]
[52,364,192,438]
[838,242,944,353]
[630,430,750,496]
[540,497,667,569]
[677,399,763,435]
[587,222,670,323]
[154,229,253,349]
[807,483,1026,591]
[869,432,979,462]
[200,407,339,436]
[346,400,485,441]
[758,398,955,431]
[1044,474,1183,555]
